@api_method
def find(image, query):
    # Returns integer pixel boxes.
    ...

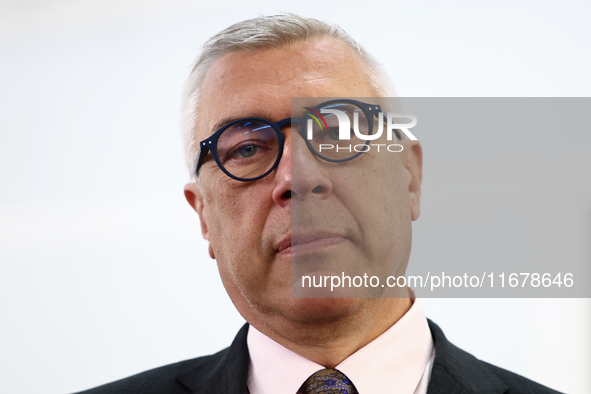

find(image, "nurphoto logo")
[303,102,418,154]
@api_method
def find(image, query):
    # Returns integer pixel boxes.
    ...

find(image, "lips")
[275,231,347,255]
[275,235,292,253]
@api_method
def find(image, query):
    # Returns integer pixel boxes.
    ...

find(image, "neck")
[249,297,412,368]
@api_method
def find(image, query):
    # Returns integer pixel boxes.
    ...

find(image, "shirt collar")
[247,299,433,394]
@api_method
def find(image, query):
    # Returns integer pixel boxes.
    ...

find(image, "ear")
[400,140,423,221]
[184,182,216,259]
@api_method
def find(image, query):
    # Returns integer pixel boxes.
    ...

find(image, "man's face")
[185,38,422,327]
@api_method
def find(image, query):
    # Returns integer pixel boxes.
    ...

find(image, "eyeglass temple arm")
[195,145,210,177]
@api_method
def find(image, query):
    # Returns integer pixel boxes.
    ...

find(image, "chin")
[286,296,370,324]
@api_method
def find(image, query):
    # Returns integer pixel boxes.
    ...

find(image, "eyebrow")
[209,113,280,135]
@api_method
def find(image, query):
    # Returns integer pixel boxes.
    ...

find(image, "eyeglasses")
[195,99,401,182]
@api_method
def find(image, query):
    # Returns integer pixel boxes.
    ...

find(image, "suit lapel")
[426,320,508,394]
[176,324,251,394]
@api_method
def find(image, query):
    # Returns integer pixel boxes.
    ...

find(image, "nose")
[272,127,333,207]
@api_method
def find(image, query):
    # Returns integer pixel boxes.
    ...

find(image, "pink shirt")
[247,299,435,394]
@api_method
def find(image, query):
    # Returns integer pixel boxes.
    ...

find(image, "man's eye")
[327,128,340,140]
[237,144,257,158]
[315,128,342,141]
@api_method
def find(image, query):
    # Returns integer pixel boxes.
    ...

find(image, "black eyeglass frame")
[195,99,401,182]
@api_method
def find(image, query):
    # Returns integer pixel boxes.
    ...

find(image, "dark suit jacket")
[74,320,562,394]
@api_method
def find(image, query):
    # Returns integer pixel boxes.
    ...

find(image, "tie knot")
[300,369,358,394]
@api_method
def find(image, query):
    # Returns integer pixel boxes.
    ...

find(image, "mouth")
[275,232,348,256]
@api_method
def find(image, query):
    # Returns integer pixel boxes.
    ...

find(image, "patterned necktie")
[299,369,359,394]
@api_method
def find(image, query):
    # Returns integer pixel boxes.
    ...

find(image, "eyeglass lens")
[216,120,280,180]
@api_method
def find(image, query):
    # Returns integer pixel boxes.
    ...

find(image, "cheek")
[339,156,411,257]
[375,160,413,272]
[345,154,409,220]
[376,159,411,242]
[204,185,259,249]
[201,177,276,279]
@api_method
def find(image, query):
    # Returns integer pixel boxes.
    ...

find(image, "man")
[77,14,559,394]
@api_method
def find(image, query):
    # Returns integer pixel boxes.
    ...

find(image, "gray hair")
[181,13,396,179]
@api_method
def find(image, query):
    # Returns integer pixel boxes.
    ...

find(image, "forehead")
[197,37,376,139]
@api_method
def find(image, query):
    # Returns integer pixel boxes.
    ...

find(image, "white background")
[1,0,590,393]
